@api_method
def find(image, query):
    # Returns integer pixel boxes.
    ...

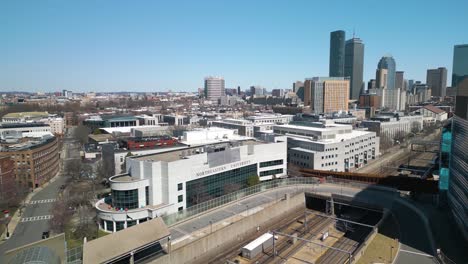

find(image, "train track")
[316,225,369,264]
[274,218,334,263]
[209,210,306,264]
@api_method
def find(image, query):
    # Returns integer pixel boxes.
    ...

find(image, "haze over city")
[2,0,468,92]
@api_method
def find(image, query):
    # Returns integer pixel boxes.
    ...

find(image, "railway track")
[316,225,369,264]
[209,210,306,264]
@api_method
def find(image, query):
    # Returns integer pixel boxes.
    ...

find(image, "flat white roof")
[275,123,351,132]
[242,233,273,251]
[101,125,161,134]
[287,129,374,144]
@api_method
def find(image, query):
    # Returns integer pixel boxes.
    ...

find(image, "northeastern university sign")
[195,160,252,178]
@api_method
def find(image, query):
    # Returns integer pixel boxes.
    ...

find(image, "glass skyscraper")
[329,30,345,77]
[452,44,468,119]
[344,37,364,100]
[377,56,396,89]
[448,44,468,241]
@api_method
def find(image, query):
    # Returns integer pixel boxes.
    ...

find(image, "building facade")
[395,71,404,90]
[95,130,287,232]
[344,37,364,100]
[329,30,345,77]
[0,155,15,205]
[452,44,468,119]
[377,56,396,89]
[304,77,349,114]
[1,136,59,189]
[426,67,447,98]
[361,115,423,140]
[273,121,379,172]
[204,76,225,102]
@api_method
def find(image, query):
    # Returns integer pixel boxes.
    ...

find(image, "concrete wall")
[153,192,305,264]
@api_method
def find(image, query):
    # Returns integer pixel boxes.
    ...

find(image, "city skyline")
[1,0,468,92]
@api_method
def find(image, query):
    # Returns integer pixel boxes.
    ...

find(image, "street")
[0,129,78,261]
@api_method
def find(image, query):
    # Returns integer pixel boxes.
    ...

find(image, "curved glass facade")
[378,56,396,89]
[111,189,139,210]
[329,30,345,77]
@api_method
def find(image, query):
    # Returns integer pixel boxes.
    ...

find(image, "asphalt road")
[0,130,78,260]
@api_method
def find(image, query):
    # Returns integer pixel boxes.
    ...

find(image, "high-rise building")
[426,67,447,98]
[395,71,404,89]
[293,81,304,93]
[376,68,388,88]
[329,30,345,77]
[272,89,284,97]
[237,86,241,95]
[304,77,349,114]
[344,37,364,100]
[452,44,468,118]
[250,86,265,96]
[377,56,396,89]
[443,45,468,241]
[204,76,225,101]
[367,79,377,90]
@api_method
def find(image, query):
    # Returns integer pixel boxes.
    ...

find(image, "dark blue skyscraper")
[329,30,345,77]
[377,56,396,89]
[344,37,364,100]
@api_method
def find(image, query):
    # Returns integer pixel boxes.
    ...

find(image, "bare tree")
[411,121,420,134]
[73,125,90,145]
[393,130,406,144]
[49,199,72,233]
[380,135,393,152]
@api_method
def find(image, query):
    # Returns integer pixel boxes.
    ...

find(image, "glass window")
[178,206,183,211]
[127,220,137,228]
[116,221,125,231]
[177,183,183,191]
[259,159,283,168]
[112,189,139,210]
[186,164,257,207]
[105,220,113,232]
[145,186,149,206]
[259,168,284,177]
[178,195,183,203]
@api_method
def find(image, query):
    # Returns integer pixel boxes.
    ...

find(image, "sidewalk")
[0,171,63,244]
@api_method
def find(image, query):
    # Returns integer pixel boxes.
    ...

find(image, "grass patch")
[356,233,398,264]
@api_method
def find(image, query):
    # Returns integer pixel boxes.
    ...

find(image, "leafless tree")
[49,199,72,233]
[73,125,90,145]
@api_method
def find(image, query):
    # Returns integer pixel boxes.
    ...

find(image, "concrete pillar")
[103,220,107,231]
[113,221,116,232]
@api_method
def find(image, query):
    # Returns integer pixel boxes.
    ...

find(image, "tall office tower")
[426,67,448,98]
[237,86,241,95]
[304,77,349,114]
[452,44,468,118]
[293,81,304,93]
[395,71,404,89]
[329,30,346,77]
[344,37,365,100]
[448,44,468,241]
[376,68,388,88]
[204,76,225,101]
[408,79,415,93]
[367,79,377,90]
[377,55,396,89]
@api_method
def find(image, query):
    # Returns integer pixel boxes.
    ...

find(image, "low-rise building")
[95,128,287,232]
[410,105,448,125]
[273,121,379,172]
[361,114,423,140]
[0,123,52,142]
[2,111,49,123]
[0,135,59,189]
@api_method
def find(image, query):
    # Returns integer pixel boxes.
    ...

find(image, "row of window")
[259,159,283,168]
[259,168,283,177]
[321,161,338,167]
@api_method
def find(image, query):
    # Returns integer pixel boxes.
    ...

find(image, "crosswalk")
[20,215,53,222]
[28,199,56,205]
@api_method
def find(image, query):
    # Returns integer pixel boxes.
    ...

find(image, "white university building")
[96,128,287,232]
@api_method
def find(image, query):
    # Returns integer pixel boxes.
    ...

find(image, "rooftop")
[3,112,49,119]
[82,218,170,264]
[0,123,49,129]
[135,139,262,162]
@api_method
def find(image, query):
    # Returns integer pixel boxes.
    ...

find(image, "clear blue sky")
[1,0,467,93]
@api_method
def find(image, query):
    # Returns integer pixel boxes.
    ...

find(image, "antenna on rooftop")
[353,27,355,38]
